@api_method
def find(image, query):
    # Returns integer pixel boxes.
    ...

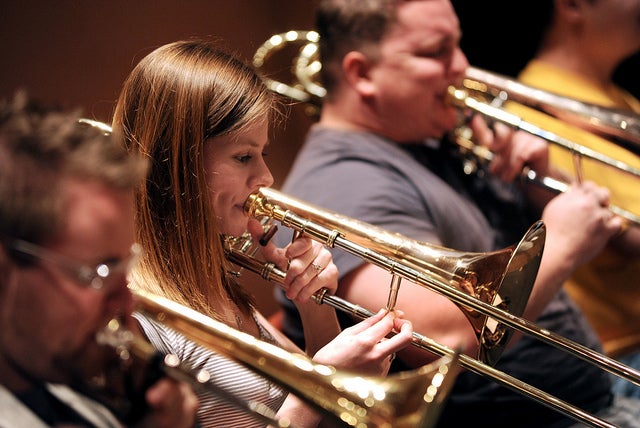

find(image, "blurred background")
[0,1,318,188]
[2,0,638,316]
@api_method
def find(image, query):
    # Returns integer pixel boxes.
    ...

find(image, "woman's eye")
[235,154,252,163]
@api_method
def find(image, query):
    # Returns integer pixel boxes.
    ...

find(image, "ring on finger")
[311,262,323,273]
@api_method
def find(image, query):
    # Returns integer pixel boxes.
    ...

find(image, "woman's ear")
[342,51,377,98]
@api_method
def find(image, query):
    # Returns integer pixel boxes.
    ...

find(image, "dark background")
[3,1,637,316]
[451,0,640,99]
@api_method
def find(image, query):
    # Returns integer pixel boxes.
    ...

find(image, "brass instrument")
[459,66,640,149]
[96,317,288,427]
[252,30,640,226]
[448,77,640,226]
[250,191,544,367]
[226,226,618,428]
[253,30,324,112]
[111,286,460,428]
[239,187,640,428]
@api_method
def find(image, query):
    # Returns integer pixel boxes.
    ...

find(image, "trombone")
[99,286,460,428]
[226,224,613,428]
[253,30,640,226]
[459,66,640,150]
[95,317,288,427]
[447,79,640,226]
[234,188,640,428]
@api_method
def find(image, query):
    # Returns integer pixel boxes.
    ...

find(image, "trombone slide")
[225,246,618,428]
[127,286,460,428]
[453,124,640,226]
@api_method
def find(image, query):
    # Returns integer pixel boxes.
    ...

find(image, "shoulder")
[47,385,123,428]
[0,385,51,427]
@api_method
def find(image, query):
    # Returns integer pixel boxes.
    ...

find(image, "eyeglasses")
[5,239,142,290]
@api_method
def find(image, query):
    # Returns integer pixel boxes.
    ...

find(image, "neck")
[535,48,615,90]
[0,352,40,394]
[536,25,623,89]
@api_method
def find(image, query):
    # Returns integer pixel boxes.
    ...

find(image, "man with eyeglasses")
[0,92,199,427]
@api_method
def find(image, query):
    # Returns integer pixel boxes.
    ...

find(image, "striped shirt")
[133,312,287,427]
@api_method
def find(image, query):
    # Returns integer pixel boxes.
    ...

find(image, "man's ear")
[342,51,377,98]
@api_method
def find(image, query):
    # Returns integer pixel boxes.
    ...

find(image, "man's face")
[0,178,137,390]
[367,0,469,142]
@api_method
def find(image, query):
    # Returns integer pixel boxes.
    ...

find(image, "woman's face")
[203,119,274,236]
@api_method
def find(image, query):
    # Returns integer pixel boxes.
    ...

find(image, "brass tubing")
[462,66,640,148]
[96,318,289,427]
[244,188,640,389]
[251,31,640,226]
[447,86,640,178]
[225,246,615,428]
[130,286,460,428]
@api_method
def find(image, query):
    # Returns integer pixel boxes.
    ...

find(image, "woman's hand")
[248,219,338,303]
[312,309,413,376]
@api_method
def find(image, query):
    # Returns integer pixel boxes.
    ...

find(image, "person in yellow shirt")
[477,0,640,397]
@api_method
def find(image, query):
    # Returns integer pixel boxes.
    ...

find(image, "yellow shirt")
[511,60,640,357]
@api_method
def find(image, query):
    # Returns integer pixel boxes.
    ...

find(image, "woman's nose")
[254,160,274,188]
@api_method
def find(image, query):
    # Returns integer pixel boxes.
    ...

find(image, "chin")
[223,224,248,237]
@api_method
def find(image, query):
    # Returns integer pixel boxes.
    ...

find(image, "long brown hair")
[112,40,275,318]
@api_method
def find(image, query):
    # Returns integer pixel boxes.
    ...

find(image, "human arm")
[521,182,624,320]
[471,115,631,311]
[338,263,477,368]
[335,182,623,368]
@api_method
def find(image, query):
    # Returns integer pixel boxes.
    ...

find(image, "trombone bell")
[130,286,460,428]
